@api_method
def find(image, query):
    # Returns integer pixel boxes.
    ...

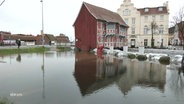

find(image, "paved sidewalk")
[0,45,56,50]
[0,45,43,49]
[128,48,184,56]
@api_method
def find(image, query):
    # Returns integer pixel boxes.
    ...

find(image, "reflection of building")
[117,59,166,95]
[74,53,166,96]
[73,2,128,51]
[96,55,126,79]
[74,53,126,96]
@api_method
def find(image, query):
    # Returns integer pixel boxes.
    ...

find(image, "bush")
[159,56,170,65]
[127,54,136,59]
[136,55,147,61]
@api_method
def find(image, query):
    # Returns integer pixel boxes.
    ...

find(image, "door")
[131,39,135,48]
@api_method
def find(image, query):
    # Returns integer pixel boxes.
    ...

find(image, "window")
[158,7,163,11]
[144,25,148,34]
[107,23,115,29]
[124,18,128,24]
[123,9,130,16]
[144,39,148,47]
[131,27,135,34]
[159,25,164,34]
[132,18,135,24]
[144,16,148,22]
[108,37,110,43]
[120,26,127,33]
[160,15,164,21]
[144,8,149,12]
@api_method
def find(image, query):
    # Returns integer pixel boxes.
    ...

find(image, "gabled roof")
[45,34,56,41]
[137,6,168,15]
[83,2,128,27]
[55,34,70,43]
[3,34,36,41]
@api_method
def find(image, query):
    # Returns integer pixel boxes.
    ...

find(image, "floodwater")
[0,51,184,104]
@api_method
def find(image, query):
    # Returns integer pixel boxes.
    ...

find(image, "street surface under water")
[0,51,184,104]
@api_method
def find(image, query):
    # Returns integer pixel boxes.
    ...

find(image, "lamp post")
[40,0,45,98]
[40,0,44,46]
[0,0,5,6]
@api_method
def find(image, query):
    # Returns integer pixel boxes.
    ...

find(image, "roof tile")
[84,2,128,27]
[137,7,168,15]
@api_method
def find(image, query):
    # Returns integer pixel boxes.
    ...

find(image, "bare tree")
[172,7,184,50]
[0,0,5,6]
[151,20,158,48]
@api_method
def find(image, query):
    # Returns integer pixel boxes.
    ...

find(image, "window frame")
[144,25,148,34]
[132,18,135,24]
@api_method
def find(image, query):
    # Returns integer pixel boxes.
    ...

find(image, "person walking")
[181,54,184,66]
[16,39,21,48]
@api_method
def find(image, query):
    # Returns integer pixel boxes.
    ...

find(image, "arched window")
[144,25,148,34]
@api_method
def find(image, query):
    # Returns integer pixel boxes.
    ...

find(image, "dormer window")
[158,7,163,11]
[144,8,149,12]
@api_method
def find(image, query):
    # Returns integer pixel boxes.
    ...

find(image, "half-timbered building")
[74,2,129,51]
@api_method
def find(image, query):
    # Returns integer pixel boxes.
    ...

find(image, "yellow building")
[117,0,170,48]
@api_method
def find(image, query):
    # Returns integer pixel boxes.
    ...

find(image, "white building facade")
[117,0,170,48]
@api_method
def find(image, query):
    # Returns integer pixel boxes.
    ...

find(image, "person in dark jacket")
[16,39,21,48]
[181,54,184,65]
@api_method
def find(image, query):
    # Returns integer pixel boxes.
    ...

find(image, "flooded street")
[0,51,184,104]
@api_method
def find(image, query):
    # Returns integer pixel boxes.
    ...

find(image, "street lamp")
[40,0,44,46]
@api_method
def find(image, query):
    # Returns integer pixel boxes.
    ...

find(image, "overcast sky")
[0,0,183,41]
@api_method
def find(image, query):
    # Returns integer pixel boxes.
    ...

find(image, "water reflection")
[74,52,166,96]
[41,52,45,99]
[74,52,126,96]
[117,60,166,95]
[16,54,21,62]
[168,64,184,97]
[45,51,55,58]
[178,64,184,76]
[1,51,184,104]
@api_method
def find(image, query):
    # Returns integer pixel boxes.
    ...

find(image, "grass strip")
[0,47,49,55]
